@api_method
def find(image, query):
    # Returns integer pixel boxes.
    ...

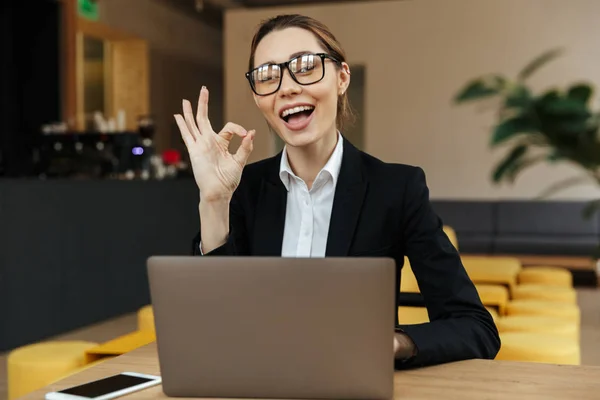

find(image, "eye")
[291,55,317,74]
[253,64,280,82]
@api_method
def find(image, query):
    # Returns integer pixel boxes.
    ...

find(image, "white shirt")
[199,132,344,257]
[279,132,343,257]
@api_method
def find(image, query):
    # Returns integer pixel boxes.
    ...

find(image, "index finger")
[196,86,214,134]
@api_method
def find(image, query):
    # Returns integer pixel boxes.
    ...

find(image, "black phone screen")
[58,374,154,398]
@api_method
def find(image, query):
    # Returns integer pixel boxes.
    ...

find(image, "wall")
[97,0,223,152]
[224,0,600,200]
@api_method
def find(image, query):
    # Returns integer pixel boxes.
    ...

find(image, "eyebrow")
[257,51,314,68]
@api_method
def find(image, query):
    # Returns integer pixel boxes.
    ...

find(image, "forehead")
[253,27,326,67]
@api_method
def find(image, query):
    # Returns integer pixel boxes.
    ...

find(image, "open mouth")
[280,105,315,124]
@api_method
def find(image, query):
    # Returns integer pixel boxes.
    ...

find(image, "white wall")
[224,0,600,200]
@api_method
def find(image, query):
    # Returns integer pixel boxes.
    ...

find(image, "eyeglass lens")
[250,54,324,95]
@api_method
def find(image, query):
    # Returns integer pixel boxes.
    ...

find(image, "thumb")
[233,129,255,166]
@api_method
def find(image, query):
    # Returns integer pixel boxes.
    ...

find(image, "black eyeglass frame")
[245,53,341,96]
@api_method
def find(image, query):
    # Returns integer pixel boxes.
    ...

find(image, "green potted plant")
[454,48,600,220]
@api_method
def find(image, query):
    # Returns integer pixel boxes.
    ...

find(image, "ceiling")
[216,0,359,6]
[159,0,380,29]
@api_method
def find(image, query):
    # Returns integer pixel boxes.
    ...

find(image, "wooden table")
[21,343,600,400]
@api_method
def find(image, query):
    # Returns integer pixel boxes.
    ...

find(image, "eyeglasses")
[246,53,341,96]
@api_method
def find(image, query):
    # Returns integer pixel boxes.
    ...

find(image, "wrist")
[200,192,232,204]
[198,199,230,226]
[198,197,231,254]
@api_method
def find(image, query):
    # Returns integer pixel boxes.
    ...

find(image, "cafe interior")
[2,0,600,398]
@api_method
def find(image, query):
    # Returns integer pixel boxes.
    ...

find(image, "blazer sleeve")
[396,166,500,369]
[191,187,250,256]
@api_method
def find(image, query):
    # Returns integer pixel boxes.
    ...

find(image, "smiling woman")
[247,22,351,158]
[173,14,500,369]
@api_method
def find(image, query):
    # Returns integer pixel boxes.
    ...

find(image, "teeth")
[281,105,315,118]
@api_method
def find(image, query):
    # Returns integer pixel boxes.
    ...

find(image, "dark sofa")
[432,200,600,256]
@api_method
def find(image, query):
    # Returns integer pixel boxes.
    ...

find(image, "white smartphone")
[45,372,161,400]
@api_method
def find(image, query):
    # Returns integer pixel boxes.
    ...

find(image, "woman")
[174,14,500,369]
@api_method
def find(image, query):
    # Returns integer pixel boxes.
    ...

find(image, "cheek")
[313,85,338,115]
[257,97,277,119]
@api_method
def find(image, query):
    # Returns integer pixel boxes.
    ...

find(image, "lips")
[279,104,316,132]
[280,105,315,121]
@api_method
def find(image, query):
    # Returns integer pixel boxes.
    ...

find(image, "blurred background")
[2,0,600,398]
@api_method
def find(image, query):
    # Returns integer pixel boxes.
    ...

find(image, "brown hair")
[248,14,354,129]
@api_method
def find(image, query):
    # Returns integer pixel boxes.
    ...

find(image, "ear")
[338,62,351,95]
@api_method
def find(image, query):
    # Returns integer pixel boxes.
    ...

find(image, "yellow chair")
[475,284,509,315]
[506,300,581,324]
[496,332,580,365]
[496,315,579,341]
[512,284,577,304]
[7,340,97,400]
[137,305,155,332]
[461,256,522,290]
[400,258,420,293]
[398,307,429,324]
[518,266,573,287]
[443,225,458,250]
[85,330,156,360]
[485,307,499,321]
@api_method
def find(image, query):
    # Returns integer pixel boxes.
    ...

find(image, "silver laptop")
[147,256,396,400]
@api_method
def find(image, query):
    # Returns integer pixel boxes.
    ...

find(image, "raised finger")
[183,99,200,139]
[233,130,255,166]
[218,122,248,142]
[174,114,194,147]
[196,86,214,134]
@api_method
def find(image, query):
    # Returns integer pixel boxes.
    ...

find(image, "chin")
[280,129,321,148]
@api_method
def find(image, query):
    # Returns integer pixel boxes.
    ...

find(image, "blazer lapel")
[325,140,368,256]
[252,155,287,256]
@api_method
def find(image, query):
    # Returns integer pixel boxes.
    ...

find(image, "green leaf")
[518,48,564,81]
[583,199,600,219]
[492,145,528,182]
[557,142,600,170]
[454,75,506,103]
[535,94,592,137]
[535,89,561,108]
[492,115,537,145]
[568,84,593,105]
[504,85,532,109]
[535,175,593,199]
[544,97,590,117]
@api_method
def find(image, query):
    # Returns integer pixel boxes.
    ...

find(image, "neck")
[286,129,338,188]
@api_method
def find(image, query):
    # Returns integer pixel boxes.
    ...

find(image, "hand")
[394,332,417,360]
[174,86,255,202]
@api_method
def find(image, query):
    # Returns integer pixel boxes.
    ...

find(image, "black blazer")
[192,138,500,369]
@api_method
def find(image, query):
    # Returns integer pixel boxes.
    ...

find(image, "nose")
[278,68,301,97]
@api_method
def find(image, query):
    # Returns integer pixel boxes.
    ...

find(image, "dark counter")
[0,179,199,351]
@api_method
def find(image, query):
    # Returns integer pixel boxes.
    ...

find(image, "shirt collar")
[279,131,344,191]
